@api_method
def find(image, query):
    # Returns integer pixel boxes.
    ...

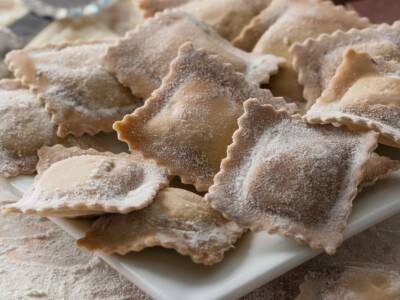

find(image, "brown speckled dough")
[307,49,400,148]
[78,187,244,266]
[114,43,294,192]
[3,145,169,217]
[5,41,143,138]
[206,99,380,254]
[102,10,284,100]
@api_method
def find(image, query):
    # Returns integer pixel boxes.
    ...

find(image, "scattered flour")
[0,178,149,300]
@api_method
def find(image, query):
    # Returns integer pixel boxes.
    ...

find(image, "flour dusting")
[0,178,148,300]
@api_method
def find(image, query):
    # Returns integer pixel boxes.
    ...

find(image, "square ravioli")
[206,99,383,254]
[102,10,284,100]
[0,79,105,178]
[234,0,369,104]
[306,49,400,147]
[2,145,169,217]
[114,43,295,192]
[291,21,400,107]
[77,187,244,266]
[5,41,143,137]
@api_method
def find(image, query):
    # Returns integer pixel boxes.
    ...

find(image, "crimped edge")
[2,145,170,216]
[305,110,400,148]
[206,99,379,254]
[5,40,119,138]
[291,21,400,105]
[245,52,285,85]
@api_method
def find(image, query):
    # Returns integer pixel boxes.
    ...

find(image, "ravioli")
[206,99,385,254]
[3,145,169,217]
[5,41,142,137]
[78,187,243,266]
[102,10,284,100]
[307,49,400,147]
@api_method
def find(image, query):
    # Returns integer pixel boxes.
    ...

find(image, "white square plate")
[6,149,400,300]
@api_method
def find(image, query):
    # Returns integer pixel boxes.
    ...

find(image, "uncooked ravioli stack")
[1,0,400,265]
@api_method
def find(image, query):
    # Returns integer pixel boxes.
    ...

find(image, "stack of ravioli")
[1,0,400,265]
